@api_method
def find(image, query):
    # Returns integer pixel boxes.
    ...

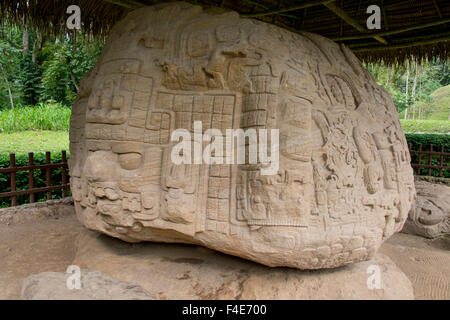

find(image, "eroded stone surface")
[72,229,414,300]
[402,180,450,239]
[21,269,153,300]
[69,2,415,269]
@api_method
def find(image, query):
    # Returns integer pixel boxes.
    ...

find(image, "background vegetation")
[0,21,102,109]
[366,60,450,121]
[0,103,71,132]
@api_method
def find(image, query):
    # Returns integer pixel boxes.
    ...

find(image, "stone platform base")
[21,269,153,300]
[44,229,413,300]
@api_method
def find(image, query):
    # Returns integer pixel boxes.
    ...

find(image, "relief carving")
[69,2,415,269]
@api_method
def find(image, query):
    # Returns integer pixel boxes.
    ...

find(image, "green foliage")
[405,134,450,178]
[20,49,42,106]
[0,23,23,109]
[0,103,71,132]
[405,133,450,150]
[400,120,450,134]
[0,131,69,154]
[40,37,102,106]
[0,21,102,110]
[366,59,450,119]
[0,151,71,208]
[428,85,450,120]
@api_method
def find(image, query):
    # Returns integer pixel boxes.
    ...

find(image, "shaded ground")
[382,233,450,300]
[0,213,448,300]
[0,215,83,299]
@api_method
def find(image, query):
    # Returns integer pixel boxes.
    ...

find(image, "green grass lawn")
[0,130,69,154]
[400,119,450,134]
[429,84,450,120]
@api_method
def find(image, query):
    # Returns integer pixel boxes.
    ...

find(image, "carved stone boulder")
[69,2,415,269]
[402,179,450,239]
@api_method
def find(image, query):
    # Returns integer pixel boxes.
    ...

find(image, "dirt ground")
[0,214,448,300]
[0,215,84,299]
[381,233,450,299]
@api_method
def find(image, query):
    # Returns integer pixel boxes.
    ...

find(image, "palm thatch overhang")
[1,0,449,64]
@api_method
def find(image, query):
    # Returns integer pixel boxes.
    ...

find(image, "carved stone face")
[403,180,450,238]
[69,2,415,269]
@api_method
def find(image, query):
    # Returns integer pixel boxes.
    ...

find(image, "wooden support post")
[28,152,35,203]
[10,153,16,207]
[428,145,433,176]
[439,145,444,177]
[418,144,422,175]
[62,150,68,198]
[46,152,52,200]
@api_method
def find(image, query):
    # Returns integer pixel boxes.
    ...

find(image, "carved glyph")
[69,2,415,269]
[402,180,450,239]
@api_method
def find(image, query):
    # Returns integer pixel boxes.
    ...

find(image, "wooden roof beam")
[332,17,450,41]
[348,31,450,49]
[103,0,147,9]
[241,0,335,18]
[353,33,450,52]
[241,0,304,20]
[324,1,388,45]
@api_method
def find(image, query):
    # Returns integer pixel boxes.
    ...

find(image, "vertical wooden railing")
[408,144,449,177]
[62,151,68,198]
[28,153,35,203]
[10,153,16,207]
[0,151,70,207]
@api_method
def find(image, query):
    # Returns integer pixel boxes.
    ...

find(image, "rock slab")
[21,269,153,300]
[402,179,450,238]
[71,229,414,300]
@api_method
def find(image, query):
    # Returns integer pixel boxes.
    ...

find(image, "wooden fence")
[408,144,449,176]
[0,151,69,207]
[0,145,449,207]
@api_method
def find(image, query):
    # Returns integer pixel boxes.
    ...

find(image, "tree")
[0,22,22,109]
[0,20,103,109]
[40,34,102,105]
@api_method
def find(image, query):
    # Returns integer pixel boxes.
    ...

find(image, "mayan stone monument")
[69,2,416,269]
[403,179,450,239]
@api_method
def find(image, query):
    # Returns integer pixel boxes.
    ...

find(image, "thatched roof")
[1,0,449,63]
